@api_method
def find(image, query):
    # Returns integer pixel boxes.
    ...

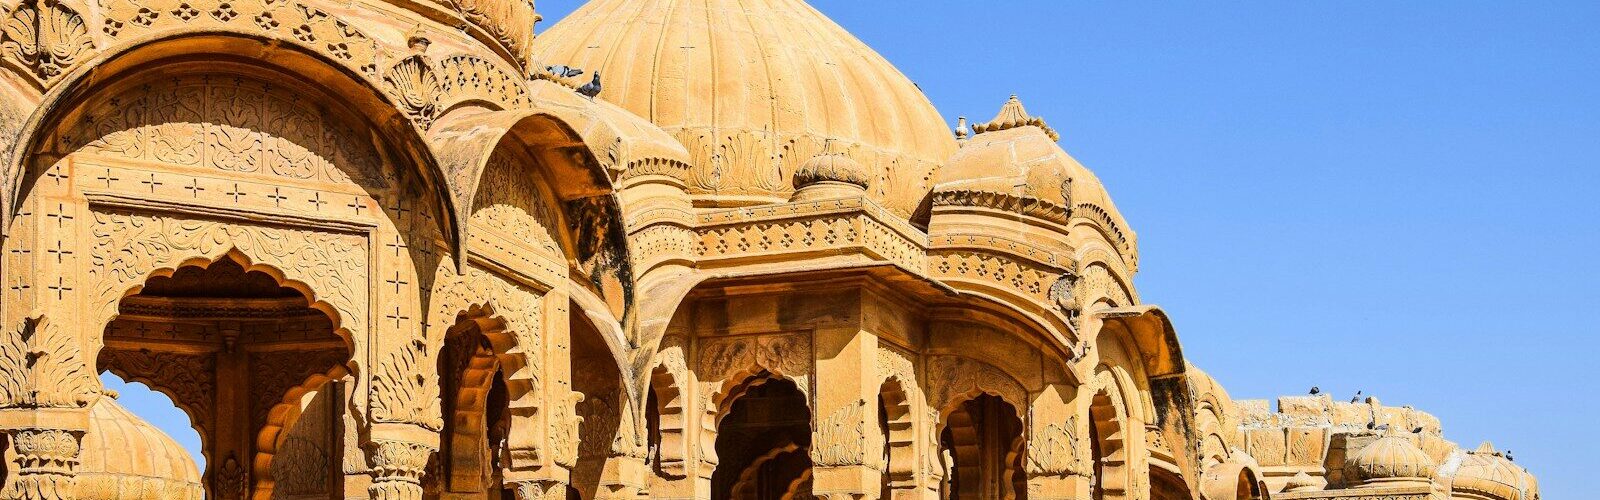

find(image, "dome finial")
[792,139,870,201]
[955,116,969,141]
[972,94,1059,141]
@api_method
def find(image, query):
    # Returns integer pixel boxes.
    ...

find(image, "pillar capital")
[2,426,85,500]
[509,478,571,500]
[364,428,438,500]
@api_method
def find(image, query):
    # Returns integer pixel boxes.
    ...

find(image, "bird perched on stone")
[1309,386,1320,395]
[547,65,584,78]
[578,71,602,99]
[1350,390,1363,403]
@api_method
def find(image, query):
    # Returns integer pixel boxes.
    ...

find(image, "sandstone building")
[0,0,1537,498]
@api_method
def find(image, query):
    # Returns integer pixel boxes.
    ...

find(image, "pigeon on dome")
[971,94,1060,142]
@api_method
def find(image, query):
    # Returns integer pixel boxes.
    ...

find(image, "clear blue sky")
[108,1,1596,496]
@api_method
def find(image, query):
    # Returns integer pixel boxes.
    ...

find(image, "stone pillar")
[811,326,883,500]
[2,423,85,500]
[1025,384,1090,500]
[365,424,438,500]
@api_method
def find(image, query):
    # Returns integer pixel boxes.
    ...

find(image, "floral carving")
[697,332,812,384]
[87,210,369,341]
[1027,416,1086,478]
[812,398,884,470]
[385,34,439,129]
[926,356,1026,417]
[98,349,216,434]
[365,437,436,500]
[0,0,94,84]
[2,427,84,499]
[0,315,96,409]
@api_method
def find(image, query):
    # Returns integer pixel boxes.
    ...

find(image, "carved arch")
[255,365,350,500]
[423,264,545,468]
[2,31,460,255]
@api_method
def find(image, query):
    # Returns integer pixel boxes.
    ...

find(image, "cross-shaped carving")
[9,242,30,257]
[44,169,67,186]
[386,306,410,329]
[45,203,73,228]
[140,173,163,193]
[266,187,288,207]
[183,178,205,198]
[386,271,409,295]
[133,322,154,337]
[308,192,328,211]
[46,241,72,264]
[386,234,407,257]
[95,168,120,188]
[225,183,246,203]
[348,197,366,215]
[48,277,71,301]
[387,199,412,221]
[10,278,29,296]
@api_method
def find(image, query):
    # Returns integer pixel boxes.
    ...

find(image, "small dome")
[931,95,1137,269]
[791,140,870,201]
[1346,433,1436,488]
[534,0,957,216]
[1449,442,1537,500]
[1284,471,1322,492]
[78,393,204,500]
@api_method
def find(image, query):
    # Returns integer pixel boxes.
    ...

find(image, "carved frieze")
[694,198,927,273]
[696,332,812,384]
[926,355,1026,417]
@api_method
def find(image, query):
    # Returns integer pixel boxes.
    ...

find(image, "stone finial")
[791,139,870,201]
[972,94,1060,142]
[955,116,969,141]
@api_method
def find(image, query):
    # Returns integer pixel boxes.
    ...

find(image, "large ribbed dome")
[533,0,958,216]
[78,393,203,499]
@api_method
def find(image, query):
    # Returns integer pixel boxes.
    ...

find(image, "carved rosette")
[365,438,436,500]
[2,427,84,500]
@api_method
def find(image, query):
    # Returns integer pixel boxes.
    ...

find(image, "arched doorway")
[431,311,515,496]
[97,256,351,498]
[938,394,1025,500]
[711,374,812,500]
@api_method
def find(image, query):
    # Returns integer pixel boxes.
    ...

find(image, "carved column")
[365,425,438,500]
[811,325,883,500]
[1026,384,1090,500]
[2,426,85,500]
